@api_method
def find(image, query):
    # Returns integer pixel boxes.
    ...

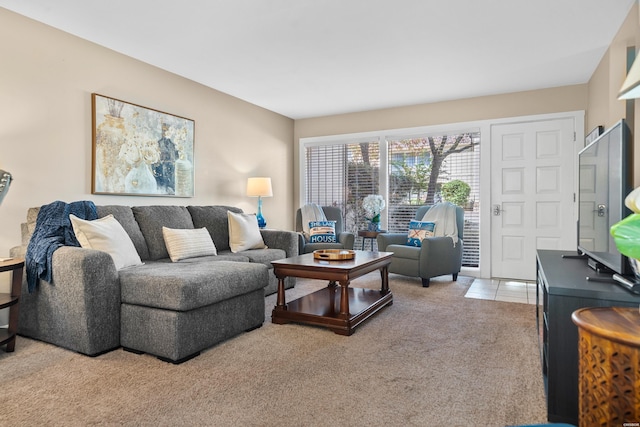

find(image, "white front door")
[490,118,577,280]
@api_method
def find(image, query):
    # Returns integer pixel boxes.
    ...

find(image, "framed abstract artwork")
[91,93,195,197]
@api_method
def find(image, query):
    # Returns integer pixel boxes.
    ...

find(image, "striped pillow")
[162,227,217,262]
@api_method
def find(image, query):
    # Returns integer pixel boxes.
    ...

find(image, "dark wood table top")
[272,250,392,272]
[0,258,24,272]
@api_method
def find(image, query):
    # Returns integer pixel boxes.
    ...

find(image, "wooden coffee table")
[271,250,393,335]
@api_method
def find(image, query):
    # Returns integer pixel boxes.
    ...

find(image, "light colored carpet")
[0,273,547,426]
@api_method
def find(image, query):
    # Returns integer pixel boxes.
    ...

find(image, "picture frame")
[91,93,195,197]
[585,125,604,146]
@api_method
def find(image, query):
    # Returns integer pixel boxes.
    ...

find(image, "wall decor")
[585,125,603,146]
[92,93,195,197]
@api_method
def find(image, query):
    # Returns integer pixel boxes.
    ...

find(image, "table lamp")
[246,177,272,228]
[619,54,640,100]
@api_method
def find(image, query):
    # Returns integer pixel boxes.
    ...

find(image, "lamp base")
[256,212,267,229]
[256,196,267,229]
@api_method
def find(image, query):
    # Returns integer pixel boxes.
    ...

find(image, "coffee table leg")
[275,276,287,310]
[339,280,350,318]
[380,265,389,294]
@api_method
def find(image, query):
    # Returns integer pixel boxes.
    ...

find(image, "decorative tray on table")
[313,249,356,260]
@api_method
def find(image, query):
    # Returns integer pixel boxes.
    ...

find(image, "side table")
[0,258,24,352]
[358,230,386,251]
[571,306,640,426]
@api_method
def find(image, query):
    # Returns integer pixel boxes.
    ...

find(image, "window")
[302,130,480,267]
[304,140,380,233]
[387,133,480,267]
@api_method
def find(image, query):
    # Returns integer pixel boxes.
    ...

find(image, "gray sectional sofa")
[10,204,297,363]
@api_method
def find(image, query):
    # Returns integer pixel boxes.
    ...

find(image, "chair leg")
[421,278,430,287]
[452,273,458,281]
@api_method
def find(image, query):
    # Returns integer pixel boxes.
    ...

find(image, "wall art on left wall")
[91,93,195,197]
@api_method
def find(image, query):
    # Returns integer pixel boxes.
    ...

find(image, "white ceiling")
[0,0,636,119]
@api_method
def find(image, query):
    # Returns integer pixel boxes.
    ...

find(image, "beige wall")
[0,8,294,259]
[587,1,640,186]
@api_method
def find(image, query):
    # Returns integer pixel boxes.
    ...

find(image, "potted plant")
[610,186,640,279]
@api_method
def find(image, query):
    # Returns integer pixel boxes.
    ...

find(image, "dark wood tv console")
[536,249,640,424]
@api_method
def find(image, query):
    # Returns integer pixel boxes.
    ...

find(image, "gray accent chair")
[377,205,464,287]
[295,206,355,254]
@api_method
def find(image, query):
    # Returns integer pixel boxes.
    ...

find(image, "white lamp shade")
[618,57,640,100]
[246,177,273,197]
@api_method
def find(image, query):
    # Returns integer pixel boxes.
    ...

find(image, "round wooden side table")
[357,230,386,251]
[0,258,25,352]
[571,306,640,426]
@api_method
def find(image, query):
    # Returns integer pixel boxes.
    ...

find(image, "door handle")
[493,204,501,216]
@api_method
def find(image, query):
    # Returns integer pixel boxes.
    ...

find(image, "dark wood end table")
[357,230,386,251]
[0,258,24,352]
[271,250,393,336]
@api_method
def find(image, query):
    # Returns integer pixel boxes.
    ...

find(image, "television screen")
[577,119,631,275]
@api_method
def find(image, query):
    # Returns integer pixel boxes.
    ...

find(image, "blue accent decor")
[309,220,337,243]
[256,196,266,228]
[368,221,381,231]
[25,200,98,292]
[406,220,436,247]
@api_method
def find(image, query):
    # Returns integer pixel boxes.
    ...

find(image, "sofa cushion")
[119,260,268,311]
[187,205,242,252]
[387,244,421,260]
[234,248,286,267]
[132,206,194,260]
[162,227,217,262]
[97,205,150,260]
[227,211,267,253]
[70,214,143,270]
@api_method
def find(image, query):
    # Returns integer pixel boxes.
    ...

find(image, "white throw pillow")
[69,214,143,270]
[162,227,217,262]
[227,211,267,253]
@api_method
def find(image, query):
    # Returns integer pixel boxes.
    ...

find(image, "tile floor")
[464,278,537,305]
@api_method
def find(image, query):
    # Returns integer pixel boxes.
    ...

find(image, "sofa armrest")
[9,244,27,259]
[377,233,407,251]
[260,229,299,258]
[338,232,355,250]
[18,246,121,356]
[418,237,464,276]
[297,232,306,255]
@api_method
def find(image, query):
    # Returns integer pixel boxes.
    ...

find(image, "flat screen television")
[577,119,632,276]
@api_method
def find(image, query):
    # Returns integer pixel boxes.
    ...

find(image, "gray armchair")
[377,205,464,287]
[295,206,355,254]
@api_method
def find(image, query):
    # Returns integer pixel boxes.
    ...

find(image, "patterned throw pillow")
[308,220,337,243]
[407,220,437,247]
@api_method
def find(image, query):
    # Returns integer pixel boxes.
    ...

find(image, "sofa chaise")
[10,204,298,363]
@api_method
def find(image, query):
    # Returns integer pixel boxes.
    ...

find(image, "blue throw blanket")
[25,200,97,292]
